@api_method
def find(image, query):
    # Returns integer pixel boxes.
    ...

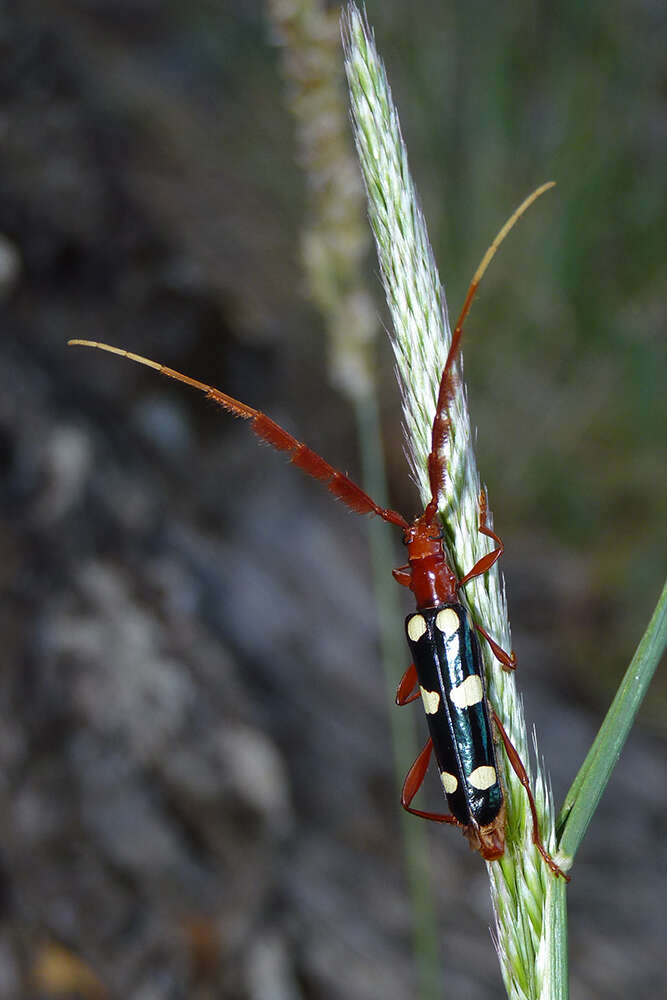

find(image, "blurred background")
[0,1,664,997]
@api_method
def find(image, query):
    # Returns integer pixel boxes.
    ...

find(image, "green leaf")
[556,578,667,860]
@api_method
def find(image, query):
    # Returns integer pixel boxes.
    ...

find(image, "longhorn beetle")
[69,183,568,880]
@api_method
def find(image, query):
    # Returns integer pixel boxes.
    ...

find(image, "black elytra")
[405,604,502,829]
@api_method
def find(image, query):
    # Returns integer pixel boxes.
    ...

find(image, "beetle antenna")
[68,340,410,530]
[424,182,555,522]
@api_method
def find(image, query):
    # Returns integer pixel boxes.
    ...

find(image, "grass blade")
[556,578,667,858]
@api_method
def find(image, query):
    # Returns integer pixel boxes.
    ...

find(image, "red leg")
[392,564,412,587]
[475,624,516,672]
[401,739,460,825]
[396,663,420,706]
[458,491,505,588]
[457,491,517,670]
[491,710,570,882]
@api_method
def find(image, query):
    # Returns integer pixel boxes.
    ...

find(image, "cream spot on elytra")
[450,674,484,709]
[435,607,459,638]
[407,614,427,642]
[419,687,440,714]
[440,771,458,793]
[468,766,497,790]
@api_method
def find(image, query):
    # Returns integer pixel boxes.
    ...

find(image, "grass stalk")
[343,6,568,997]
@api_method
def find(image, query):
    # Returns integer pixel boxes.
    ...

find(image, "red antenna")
[423,181,555,524]
[70,183,553,534]
[66,340,410,530]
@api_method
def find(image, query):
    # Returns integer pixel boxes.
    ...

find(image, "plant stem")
[343,7,565,997]
[544,876,569,1000]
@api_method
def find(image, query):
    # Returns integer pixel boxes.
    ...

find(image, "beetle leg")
[491,709,571,881]
[458,490,505,588]
[457,491,517,670]
[392,564,412,587]
[401,739,460,825]
[475,624,516,672]
[395,663,421,705]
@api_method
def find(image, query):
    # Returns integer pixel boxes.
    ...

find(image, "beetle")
[69,183,568,880]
